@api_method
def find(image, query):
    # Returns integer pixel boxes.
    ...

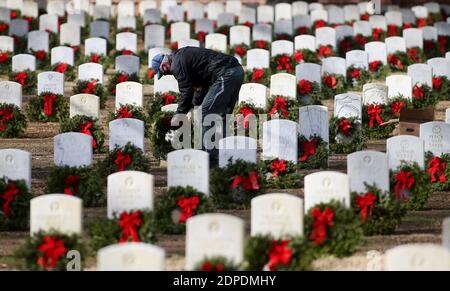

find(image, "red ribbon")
[407,48,419,63]
[251,68,264,82]
[391,101,405,115]
[433,77,442,90]
[198,31,206,43]
[201,261,225,271]
[387,24,399,36]
[412,85,424,99]
[428,157,446,183]
[14,71,27,88]
[63,175,80,195]
[388,54,404,71]
[54,63,69,74]
[114,150,132,172]
[35,50,46,60]
[1,183,20,217]
[317,45,333,59]
[117,74,129,84]
[121,50,133,55]
[178,195,200,223]
[372,28,383,41]
[43,93,57,117]
[80,121,97,148]
[360,13,369,21]
[147,69,155,80]
[367,104,383,128]
[90,54,100,63]
[355,34,367,46]
[355,192,377,221]
[37,236,68,270]
[267,240,292,271]
[235,46,246,58]
[119,211,142,243]
[10,11,17,19]
[300,139,317,162]
[323,75,337,89]
[255,40,267,49]
[0,52,9,63]
[117,106,133,118]
[238,106,253,129]
[232,171,260,190]
[271,160,286,177]
[82,81,97,94]
[339,119,352,136]
[293,51,304,63]
[243,21,253,28]
[0,23,8,32]
[394,170,415,199]
[314,20,326,29]
[276,55,292,72]
[417,18,427,28]
[369,61,382,72]
[297,26,309,35]
[349,68,361,80]
[298,79,312,95]
[163,93,176,105]
[269,97,289,118]
[309,207,334,245]
[0,107,13,132]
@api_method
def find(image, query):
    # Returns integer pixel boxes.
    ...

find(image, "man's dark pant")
[200,65,244,167]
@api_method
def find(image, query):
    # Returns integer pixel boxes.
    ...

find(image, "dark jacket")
[170,47,240,114]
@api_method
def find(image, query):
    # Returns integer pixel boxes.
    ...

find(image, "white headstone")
[154,75,179,94]
[85,37,107,56]
[37,72,64,95]
[51,46,74,66]
[407,64,432,88]
[60,23,81,46]
[12,54,36,72]
[420,122,450,157]
[116,32,137,53]
[28,30,49,53]
[69,94,100,119]
[362,83,388,105]
[145,25,165,49]
[365,41,387,64]
[0,81,22,108]
[385,36,407,54]
[0,149,32,189]
[385,244,450,271]
[296,63,321,84]
[246,49,270,70]
[387,135,425,170]
[54,132,92,167]
[386,75,412,99]
[205,33,227,53]
[109,118,145,152]
[170,22,190,44]
[299,105,329,143]
[262,119,298,163]
[238,83,267,108]
[403,28,423,49]
[347,151,390,194]
[294,35,316,52]
[116,82,143,109]
[334,93,362,120]
[78,63,104,84]
[322,57,346,77]
[304,171,350,210]
[271,40,294,57]
[315,27,336,48]
[229,25,250,46]
[270,73,297,99]
[218,136,257,168]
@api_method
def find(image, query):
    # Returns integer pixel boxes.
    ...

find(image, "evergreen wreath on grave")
[109,104,149,136]
[432,76,450,101]
[146,91,181,120]
[195,256,240,271]
[154,186,212,234]
[72,79,106,108]
[329,116,366,154]
[367,60,390,81]
[24,16,38,31]
[426,152,450,192]
[80,53,112,70]
[0,50,12,74]
[229,44,249,64]
[243,235,315,271]
[0,178,31,231]
[437,35,450,55]
[59,115,105,153]
[338,36,356,57]
[410,85,439,109]
[320,73,346,100]
[97,143,150,177]
[266,95,299,122]
[0,104,27,138]
[252,40,270,50]
[295,26,312,36]
[351,184,406,236]
[361,103,396,139]
[26,92,68,123]
[12,36,27,54]
[304,200,364,258]
[313,20,327,30]
[390,162,431,211]
[9,69,37,95]
[270,54,295,74]
[144,67,156,85]
[113,49,137,58]
[107,72,140,95]
[29,49,49,70]
[316,45,335,61]
[232,102,264,136]
[429,12,443,24]
[298,135,329,169]
[293,49,319,64]
[15,230,85,271]
[371,28,387,42]
[354,34,370,50]
[274,33,292,41]
[46,165,104,207]
[244,68,271,86]
[346,66,371,91]
[387,52,408,72]
[210,159,265,209]
[406,47,426,65]
[51,62,76,81]
[88,209,156,252]
[297,79,321,105]
[387,24,402,37]
[0,21,8,36]
[259,159,303,189]
[215,25,230,36]
[423,39,440,60]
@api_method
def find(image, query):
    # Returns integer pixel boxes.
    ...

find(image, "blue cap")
[151,54,165,78]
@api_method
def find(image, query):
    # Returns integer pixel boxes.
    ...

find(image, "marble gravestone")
[238,82,267,108]
[116,82,143,109]
[218,136,257,168]
[385,244,450,271]
[304,171,350,211]
[37,72,64,96]
[262,119,298,164]
[0,149,32,189]
[386,135,425,170]
[420,122,450,157]
[69,94,100,119]
[362,83,388,105]
[299,105,329,143]
[54,132,93,167]
[0,81,22,108]
[334,93,362,120]
[109,118,145,152]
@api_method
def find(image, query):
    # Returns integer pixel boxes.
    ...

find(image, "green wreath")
[195,256,241,271]
[329,116,366,154]
[26,92,68,123]
[387,52,408,72]
[78,54,112,71]
[346,66,371,91]
[425,152,450,192]
[362,103,396,139]
[266,95,299,121]
[88,209,156,252]
[259,159,303,189]
[351,184,406,236]
[244,68,271,86]
[0,178,31,231]
[244,235,315,271]
[338,37,357,57]
[29,49,50,70]
[72,79,106,108]
[109,104,149,136]
[146,91,180,120]
[251,40,270,50]
[51,63,76,81]
[297,80,322,106]
[211,159,265,209]
[154,186,212,234]
[432,76,450,102]
[368,61,390,81]
[304,200,364,258]
[107,72,140,95]
[229,44,249,65]
[9,70,37,95]
[294,49,319,64]
[232,102,264,137]
[0,51,12,74]
[143,68,156,85]
[390,162,432,211]
[59,115,105,153]
[320,73,346,100]
[406,47,426,65]
[0,104,27,138]
[270,54,295,74]
[298,135,329,169]
[15,231,85,271]
[97,143,150,178]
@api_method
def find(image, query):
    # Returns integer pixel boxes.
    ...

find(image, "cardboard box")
[398,106,435,137]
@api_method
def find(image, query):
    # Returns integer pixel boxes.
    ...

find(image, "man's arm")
[174,61,194,114]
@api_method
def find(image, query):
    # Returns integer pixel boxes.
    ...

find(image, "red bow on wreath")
[438,36,448,54]
[80,121,97,149]
[314,20,326,29]
[372,28,383,41]
[339,119,352,136]
[269,97,288,118]
[267,240,292,271]
[0,107,13,132]
[178,195,200,223]
[82,81,97,94]
[355,35,367,46]
[234,46,246,58]
[297,26,309,35]
[117,74,129,84]
[417,18,427,28]
[1,183,20,217]
[428,157,446,183]
[369,61,382,72]
[300,139,317,162]
[252,68,264,82]
[201,261,224,271]
[163,93,176,105]
[349,68,361,80]
[391,101,405,115]
[43,93,58,117]
[243,21,253,28]
[114,150,132,172]
[323,75,337,89]
[388,54,404,71]
[367,104,383,128]
[119,211,142,243]
[54,63,69,74]
[14,71,27,87]
[147,69,155,80]
[407,48,419,63]
[293,51,304,63]
[387,24,399,36]
[117,106,133,118]
[90,54,100,63]
[121,50,133,56]
[355,192,377,221]
[271,159,286,177]
[298,79,312,95]
[0,23,8,32]
[37,236,68,270]
[64,175,80,196]
[238,106,253,129]
[10,11,17,19]
[394,170,415,199]
[232,171,260,190]
[317,45,333,59]
[433,77,442,90]
[35,50,46,60]
[198,31,206,43]
[0,52,9,63]
[309,207,334,245]
[276,55,292,73]
[255,40,267,49]
[412,85,424,99]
